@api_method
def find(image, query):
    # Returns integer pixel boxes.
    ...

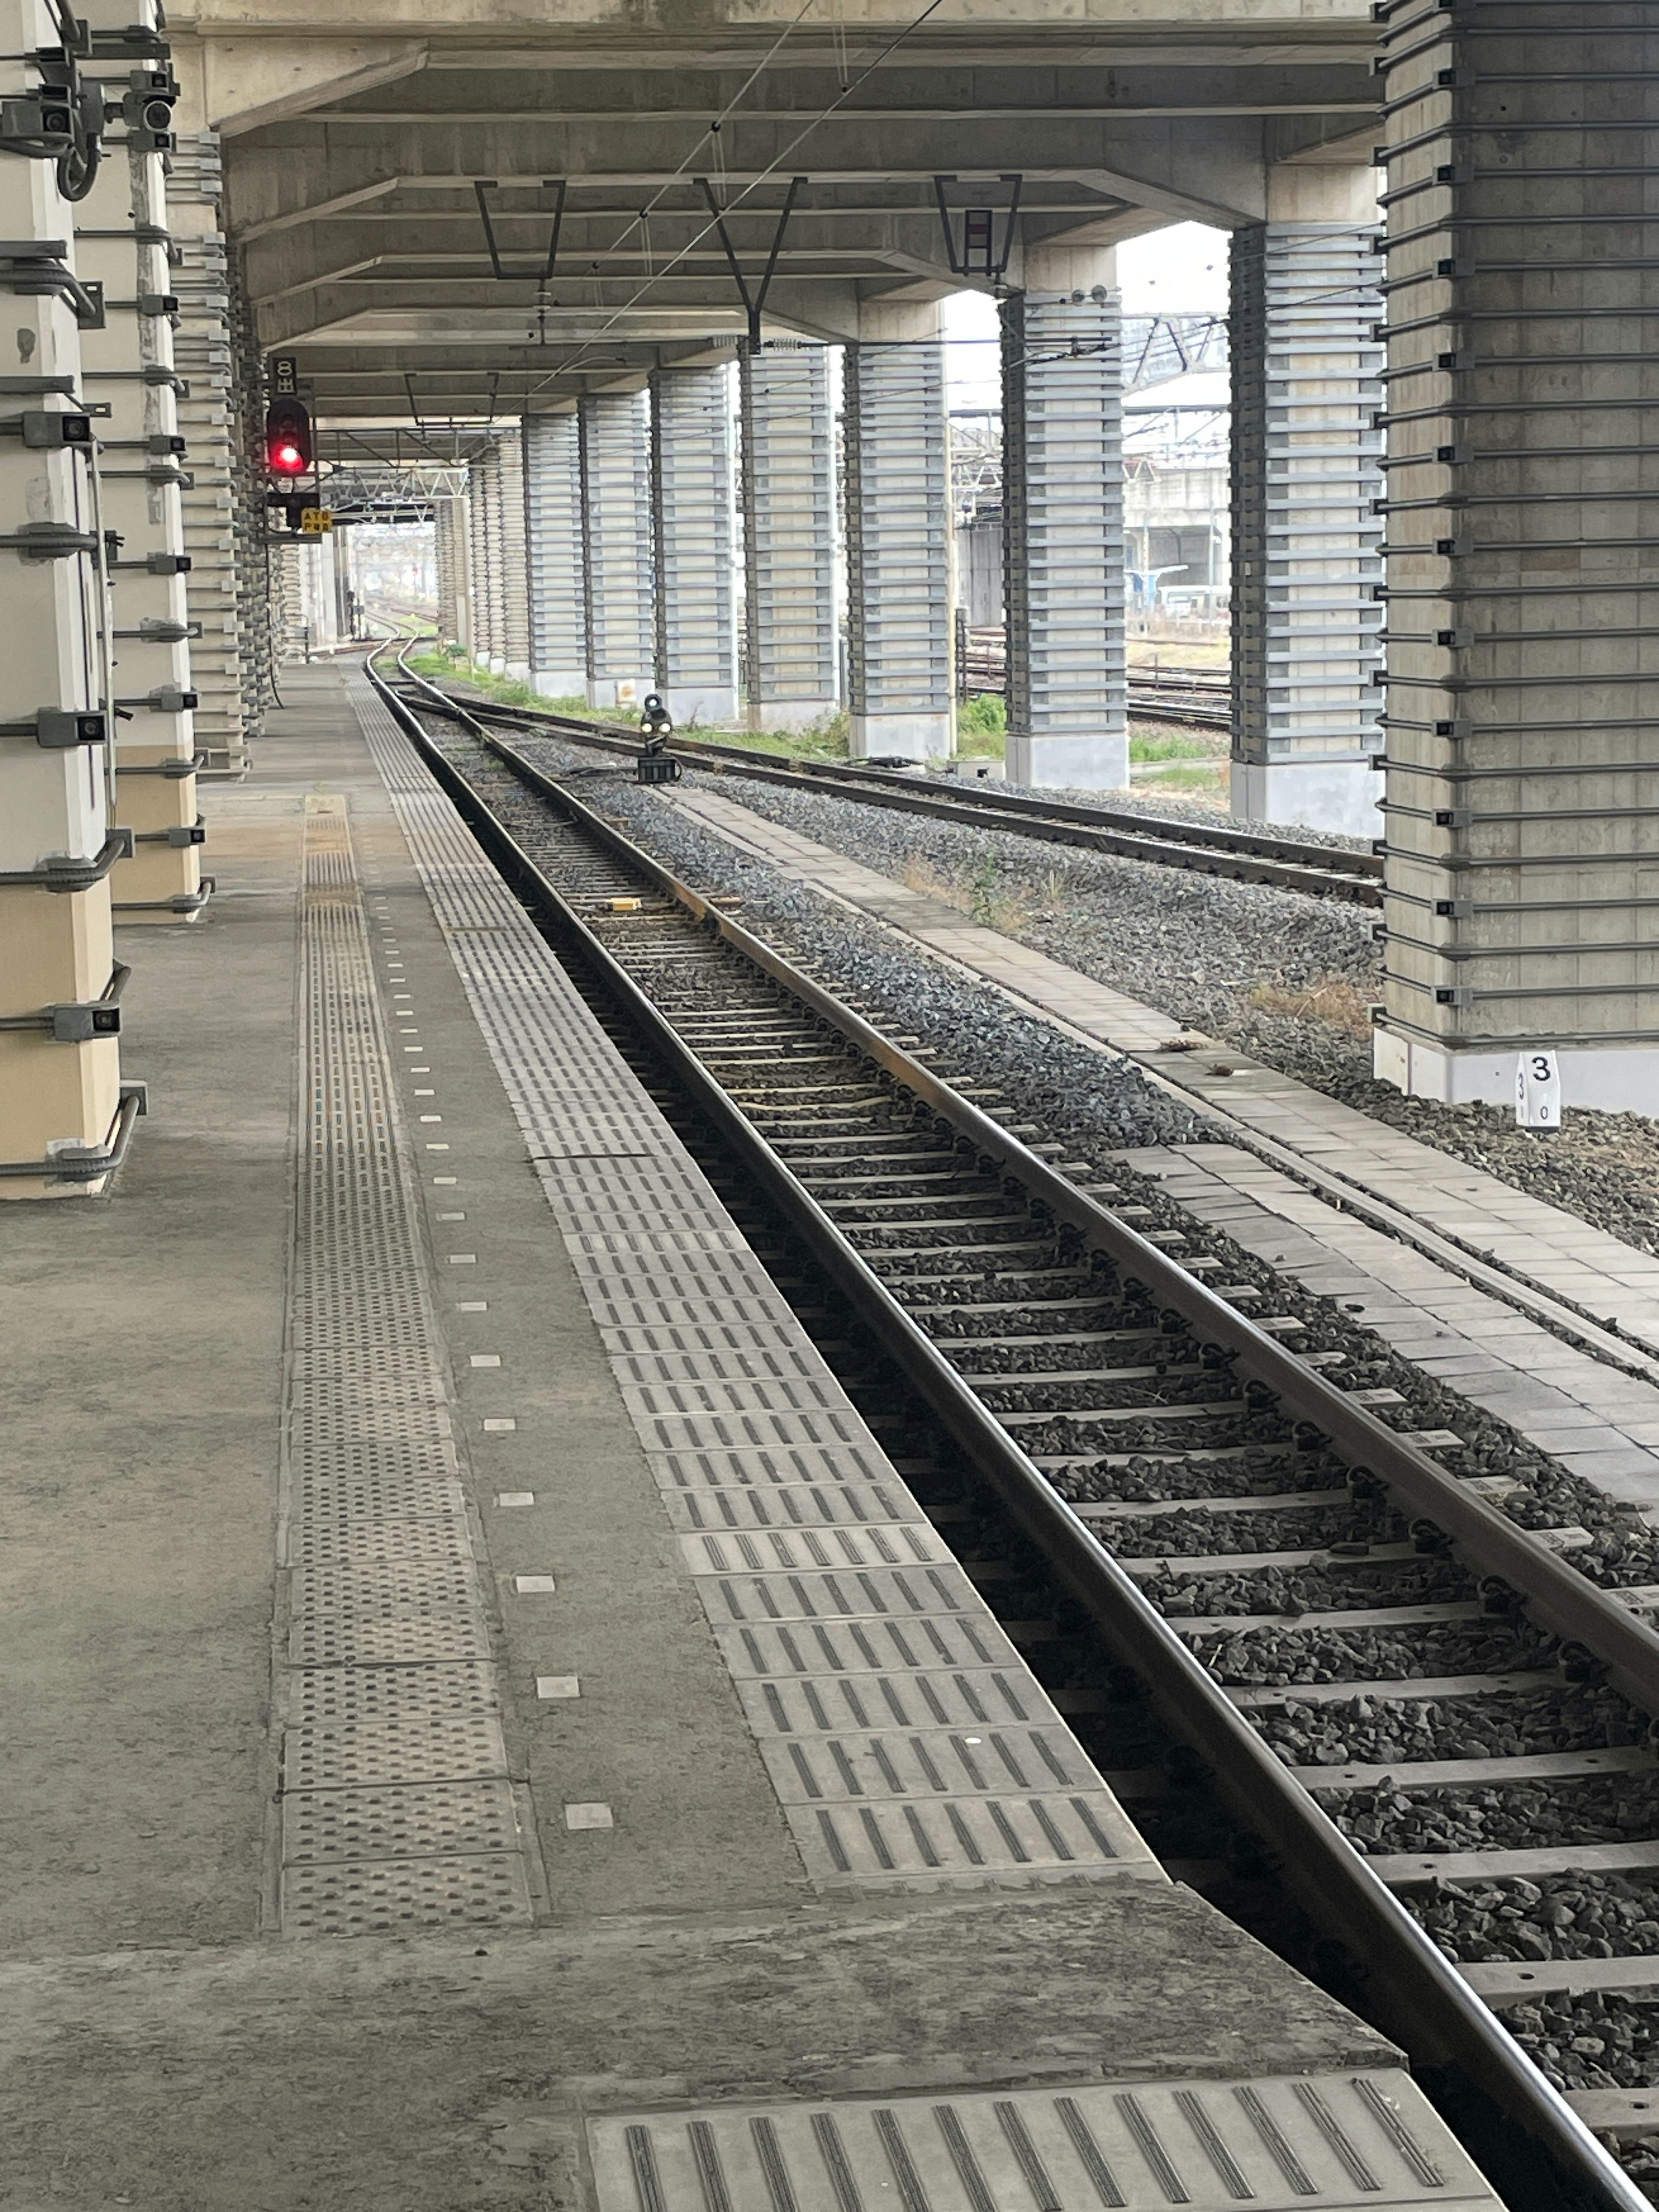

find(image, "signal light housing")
[264,396,311,479]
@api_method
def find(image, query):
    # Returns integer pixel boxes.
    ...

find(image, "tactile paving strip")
[353,680,1158,1891]
[586,2071,1505,2212]
[275,802,532,1934]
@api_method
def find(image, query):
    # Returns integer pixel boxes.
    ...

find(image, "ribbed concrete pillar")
[166,128,248,773]
[496,426,530,680]
[434,495,471,655]
[578,391,654,709]
[1001,240,1125,790]
[522,413,586,698]
[0,0,124,1195]
[1374,0,1659,1112]
[1230,172,1385,836]
[738,348,837,733]
[845,299,953,760]
[75,91,204,923]
[650,363,738,726]
[465,462,493,666]
[481,443,510,673]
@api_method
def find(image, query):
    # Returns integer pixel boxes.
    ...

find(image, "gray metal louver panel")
[523,414,587,683]
[651,364,738,703]
[1230,224,1385,768]
[580,391,655,686]
[739,350,838,710]
[844,339,951,716]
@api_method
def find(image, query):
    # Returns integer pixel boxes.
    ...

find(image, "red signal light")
[264,395,312,480]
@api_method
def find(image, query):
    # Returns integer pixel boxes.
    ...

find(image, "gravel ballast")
[636,752,1659,1262]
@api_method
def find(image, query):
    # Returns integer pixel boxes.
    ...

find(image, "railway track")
[958,639,1232,731]
[391,666,1380,908]
[373,644,1659,2212]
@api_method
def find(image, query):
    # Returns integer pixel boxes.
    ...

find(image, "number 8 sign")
[1516,1050,1561,1129]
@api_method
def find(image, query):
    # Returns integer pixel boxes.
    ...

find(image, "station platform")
[0,665,1495,2211]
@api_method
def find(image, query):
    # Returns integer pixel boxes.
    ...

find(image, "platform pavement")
[0,664,1403,2209]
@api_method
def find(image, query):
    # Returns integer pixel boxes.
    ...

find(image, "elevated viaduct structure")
[0,0,1653,1185]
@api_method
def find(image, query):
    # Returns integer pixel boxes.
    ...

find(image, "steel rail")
[393,678,1381,903]
[375,642,1651,2212]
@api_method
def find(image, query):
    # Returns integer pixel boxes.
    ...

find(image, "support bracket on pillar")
[698,176,802,354]
[933,176,1022,290]
[0,240,103,325]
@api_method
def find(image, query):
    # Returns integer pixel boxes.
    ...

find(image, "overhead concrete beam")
[223,116,1306,232]
[238,178,399,241]
[174,34,428,135]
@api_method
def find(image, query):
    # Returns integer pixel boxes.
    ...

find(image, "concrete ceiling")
[169,0,1379,420]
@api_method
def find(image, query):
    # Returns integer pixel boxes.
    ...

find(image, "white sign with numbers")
[1516,1050,1561,1129]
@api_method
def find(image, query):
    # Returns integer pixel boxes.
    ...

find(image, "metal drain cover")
[587,2072,1504,2212]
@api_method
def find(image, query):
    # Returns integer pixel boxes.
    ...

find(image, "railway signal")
[264,397,312,480]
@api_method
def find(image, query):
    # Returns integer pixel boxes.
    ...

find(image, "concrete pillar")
[75,82,205,924]
[477,442,509,673]
[650,363,738,727]
[496,426,530,681]
[0,0,126,1196]
[434,494,470,653]
[845,299,953,761]
[270,538,306,659]
[466,447,500,669]
[739,346,838,733]
[1229,167,1385,836]
[464,461,491,666]
[1373,4,1659,1113]
[164,119,248,773]
[578,390,654,710]
[521,413,585,698]
[1001,239,1126,790]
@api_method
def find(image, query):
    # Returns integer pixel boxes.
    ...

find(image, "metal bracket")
[698,175,803,354]
[115,750,204,778]
[0,521,98,560]
[112,875,213,915]
[0,825,132,891]
[0,240,102,323]
[0,1081,146,1186]
[0,703,105,747]
[114,686,197,713]
[0,958,127,1040]
[131,817,205,847]
[932,174,1022,286]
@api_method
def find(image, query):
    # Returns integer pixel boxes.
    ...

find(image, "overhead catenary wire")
[530,0,949,396]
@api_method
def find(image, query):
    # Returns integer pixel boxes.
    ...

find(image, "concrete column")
[75,89,204,924]
[0,0,125,1195]
[844,299,953,761]
[164,118,248,773]
[270,537,306,659]
[464,459,493,666]
[578,390,654,710]
[1373,1,1659,1112]
[521,413,585,698]
[434,493,470,654]
[1230,168,1385,836]
[496,426,530,680]
[650,362,738,727]
[478,442,509,673]
[1001,239,1126,790]
[739,346,838,733]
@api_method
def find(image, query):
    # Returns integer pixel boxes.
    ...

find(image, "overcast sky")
[944,220,1229,411]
